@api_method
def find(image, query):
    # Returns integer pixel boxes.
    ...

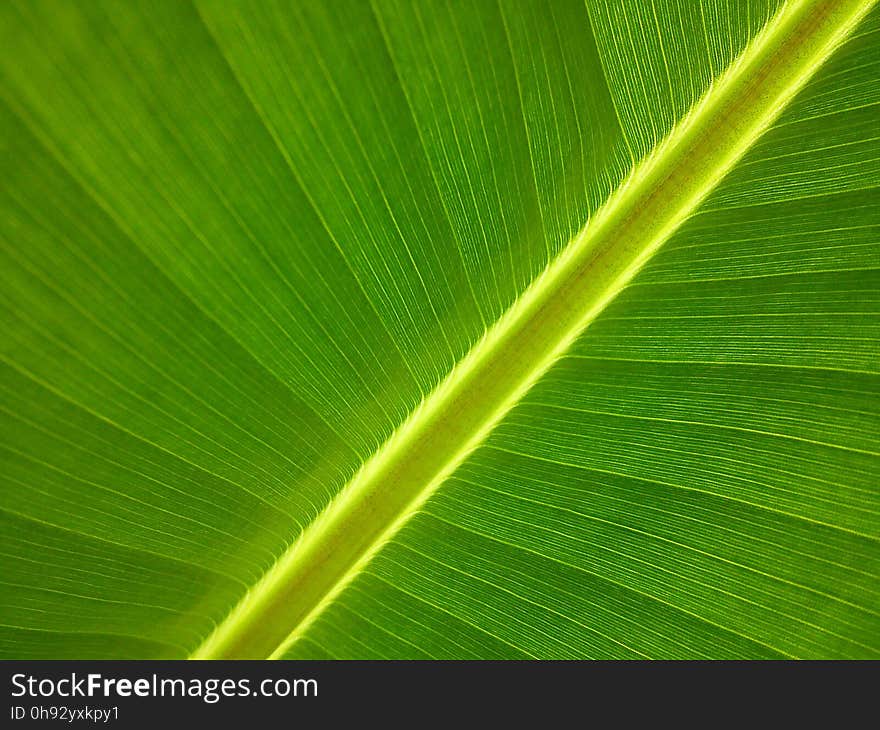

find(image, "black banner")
[2,661,875,726]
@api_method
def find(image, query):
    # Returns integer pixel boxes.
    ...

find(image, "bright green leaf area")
[1,0,878,659]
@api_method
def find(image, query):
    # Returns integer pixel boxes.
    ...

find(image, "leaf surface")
[0,0,878,659]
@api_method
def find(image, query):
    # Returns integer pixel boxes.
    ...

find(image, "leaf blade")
[0,0,877,660]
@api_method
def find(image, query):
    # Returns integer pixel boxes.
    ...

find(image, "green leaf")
[1,0,878,659]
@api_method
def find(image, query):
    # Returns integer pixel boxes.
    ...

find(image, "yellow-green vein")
[192,0,875,660]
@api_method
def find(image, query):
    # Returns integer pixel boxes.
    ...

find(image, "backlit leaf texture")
[0,0,877,658]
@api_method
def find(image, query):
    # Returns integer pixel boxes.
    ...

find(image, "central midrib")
[191,0,874,659]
